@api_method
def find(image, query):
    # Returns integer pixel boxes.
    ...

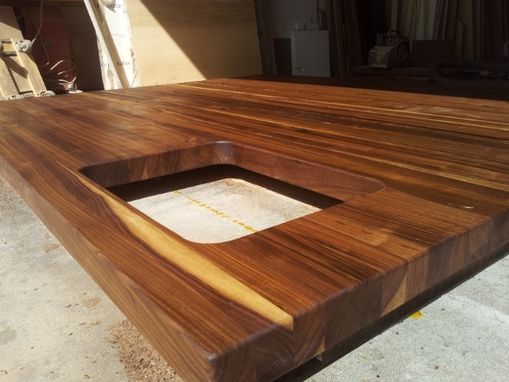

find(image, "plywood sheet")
[126,0,262,85]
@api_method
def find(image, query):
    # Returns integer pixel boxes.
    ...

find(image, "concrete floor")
[128,177,319,243]
[1,177,508,382]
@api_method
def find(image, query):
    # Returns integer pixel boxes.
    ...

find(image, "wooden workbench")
[1,78,508,381]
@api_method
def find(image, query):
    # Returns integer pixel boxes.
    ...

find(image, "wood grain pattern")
[0,78,508,381]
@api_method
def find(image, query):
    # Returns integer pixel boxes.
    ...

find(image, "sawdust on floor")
[109,319,182,382]
[82,296,101,310]
[43,242,60,254]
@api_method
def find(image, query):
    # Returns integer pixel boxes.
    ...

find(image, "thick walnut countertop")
[1,78,508,381]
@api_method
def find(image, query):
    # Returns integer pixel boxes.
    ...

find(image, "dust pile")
[109,320,182,382]
[82,296,101,310]
[43,242,60,254]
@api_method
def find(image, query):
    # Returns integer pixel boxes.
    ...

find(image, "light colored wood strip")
[0,6,31,96]
[74,169,294,331]
[0,57,19,99]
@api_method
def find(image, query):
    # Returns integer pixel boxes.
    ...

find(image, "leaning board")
[0,78,508,381]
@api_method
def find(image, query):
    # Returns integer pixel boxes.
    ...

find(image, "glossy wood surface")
[1,78,508,381]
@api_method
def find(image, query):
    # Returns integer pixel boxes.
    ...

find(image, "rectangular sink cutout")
[110,165,340,243]
[82,142,383,243]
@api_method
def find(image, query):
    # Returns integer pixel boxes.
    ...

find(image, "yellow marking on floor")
[232,219,257,233]
[173,191,258,234]
[410,310,424,319]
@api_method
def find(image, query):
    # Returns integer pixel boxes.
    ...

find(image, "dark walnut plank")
[0,78,508,381]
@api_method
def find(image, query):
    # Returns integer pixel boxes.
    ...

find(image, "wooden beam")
[10,38,48,96]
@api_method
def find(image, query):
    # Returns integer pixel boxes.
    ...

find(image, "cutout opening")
[80,141,384,243]
[109,165,340,243]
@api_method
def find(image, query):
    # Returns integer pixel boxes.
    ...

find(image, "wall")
[126,0,262,86]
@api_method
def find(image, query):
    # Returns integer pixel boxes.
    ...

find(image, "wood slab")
[0,78,508,381]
